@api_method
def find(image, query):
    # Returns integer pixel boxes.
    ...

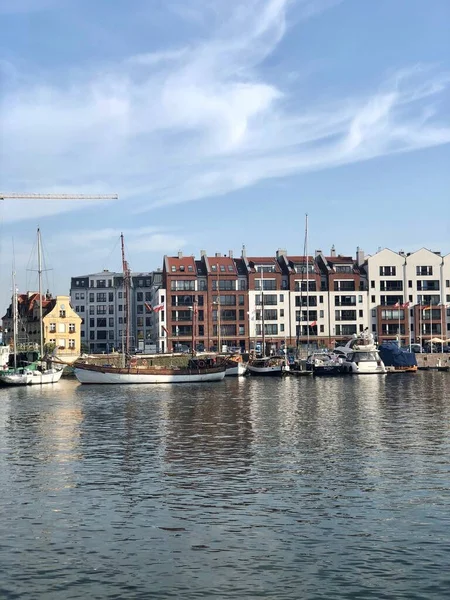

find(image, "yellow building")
[43,295,82,363]
[2,293,82,364]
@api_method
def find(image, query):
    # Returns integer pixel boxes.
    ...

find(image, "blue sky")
[0,0,449,306]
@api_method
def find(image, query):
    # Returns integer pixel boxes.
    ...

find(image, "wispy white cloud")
[0,0,449,222]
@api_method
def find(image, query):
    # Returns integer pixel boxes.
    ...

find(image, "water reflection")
[0,374,449,599]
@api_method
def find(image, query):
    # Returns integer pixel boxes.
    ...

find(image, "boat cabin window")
[349,352,378,362]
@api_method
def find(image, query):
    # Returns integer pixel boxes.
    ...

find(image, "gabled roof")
[247,256,282,274]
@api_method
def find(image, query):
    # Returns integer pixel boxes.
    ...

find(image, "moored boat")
[306,351,344,376]
[335,330,386,374]
[378,342,418,373]
[74,356,226,384]
[247,356,286,376]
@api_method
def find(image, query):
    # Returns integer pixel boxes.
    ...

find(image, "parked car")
[410,344,424,353]
[174,344,190,354]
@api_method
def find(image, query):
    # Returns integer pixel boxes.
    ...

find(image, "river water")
[1,373,449,599]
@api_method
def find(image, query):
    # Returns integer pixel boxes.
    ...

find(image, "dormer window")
[188,265,193,272]
[171,266,176,272]
[180,265,185,271]
[220,265,226,272]
[211,265,217,271]
[228,265,234,272]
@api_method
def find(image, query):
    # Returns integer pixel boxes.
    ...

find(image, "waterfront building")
[159,251,249,353]
[70,270,156,354]
[364,247,449,346]
[2,292,81,362]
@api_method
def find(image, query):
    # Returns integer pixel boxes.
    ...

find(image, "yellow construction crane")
[0,192,118,201]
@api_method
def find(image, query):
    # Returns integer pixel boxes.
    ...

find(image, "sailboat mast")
[261,266,265,356]
[121,233,131,359]
[12,269,17,370]
[37,228,44,358]
[305,214,310,354]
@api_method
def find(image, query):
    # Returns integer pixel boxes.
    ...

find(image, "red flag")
[153,303,164,313]
[402,302,410,308]
[394,302,400,308]
[162,325,169,335]
[310,321,317,327]
[145,302,153,312]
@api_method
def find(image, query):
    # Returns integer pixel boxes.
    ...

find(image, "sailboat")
[0,230,64,386]
[74,235,226,384]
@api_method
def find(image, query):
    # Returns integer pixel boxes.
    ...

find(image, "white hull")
[74,367,226,384]
[225,362,247,376]
[0,367,64,386]
[346,362,387,374]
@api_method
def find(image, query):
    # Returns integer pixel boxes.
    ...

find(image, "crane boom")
[0,193,118,200]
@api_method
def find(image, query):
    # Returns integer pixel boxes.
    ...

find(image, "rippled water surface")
[1,373,450,599]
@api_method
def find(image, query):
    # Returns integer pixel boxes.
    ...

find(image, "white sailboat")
[0,230,64,386]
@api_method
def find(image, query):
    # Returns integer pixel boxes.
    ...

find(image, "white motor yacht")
[334,331,386,374]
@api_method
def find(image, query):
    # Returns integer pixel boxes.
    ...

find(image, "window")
[320,310,324,318]
[75,293,80,300]
[80,306,85,312]
[89,293,94,302]
[320,325,324,333]
[238,295,245,305]
[280,309,284,317]
[97,331,107,340]
[213,280,235,291]
[228,265,234,272]
[239,280,247,290]
[211,265,217,271]
[446,280,450,288]
[90,318,95,327]
[97,318,107,327]
[319,295,323,303]
[408,280,412,288]
[255,280,277,291]
[171,266,176,272]
[69,339,75,349]
[371,281,375,288]
[109,331,115,340]
[188,265,193,272]
[97,305,107,315]
[371,295,375,303]
[69,323,76,333]
[118,292,123,299]
[97,280,106,288]
[358,295,363,303]
[359,310,363,318]
[280,294,284,302]
[109,305,114,314]
[170,280,196,291]
[109,318,114,327]
[379,266,396,276]
[49,323,56,333]
[59,309,66,318]
[179,266,185,272]
[280,324,284,332]
[416,266,433,276]
[108,292,114,302]
[335,265,352,273]
[97,292,106,302]
[220,265,225,272]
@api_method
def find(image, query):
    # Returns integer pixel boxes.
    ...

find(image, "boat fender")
[198,360,206,368]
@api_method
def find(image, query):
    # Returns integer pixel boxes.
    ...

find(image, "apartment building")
[364,247,450,345]
[70,270,155,353]
[159,251,249,353]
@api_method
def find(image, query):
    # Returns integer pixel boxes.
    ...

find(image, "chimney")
[241,244,246,258]
[356,246,365,266]
[215,252,221,258]
[330,245,336,257]
[200,250,206,257]
[228,250,233,258]
[276,248,287,258]
[315,249,322,258]
[177,251,183,259]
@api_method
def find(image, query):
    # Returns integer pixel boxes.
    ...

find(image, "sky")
[0,0,449,307]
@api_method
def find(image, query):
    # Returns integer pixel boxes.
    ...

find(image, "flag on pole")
[310,321,317,327]
[145,302,153,312]
[162,325,169,336]
[394,302,400,308]
[153,303,165,313]
[402,302,410,308]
